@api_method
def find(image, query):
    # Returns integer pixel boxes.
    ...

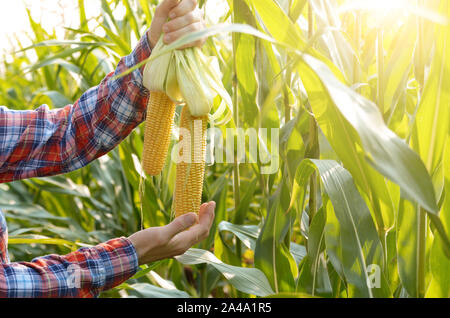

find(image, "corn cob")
[140,36,231,221]
[142,92,176,176]
[174,106,208,217]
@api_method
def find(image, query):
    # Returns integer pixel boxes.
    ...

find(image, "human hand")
[128,202,215,265]
[148,0,206,49]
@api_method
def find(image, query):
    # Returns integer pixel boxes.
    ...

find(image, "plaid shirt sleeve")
[0,237,139,298]
[0,32,153,297]
[0,31,152,183]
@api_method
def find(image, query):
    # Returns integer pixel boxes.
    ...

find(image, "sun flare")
[343,0,411,12]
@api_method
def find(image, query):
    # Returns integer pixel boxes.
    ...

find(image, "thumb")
[149,0,180,47]
[165,213,198,238]
[156,0,180,17]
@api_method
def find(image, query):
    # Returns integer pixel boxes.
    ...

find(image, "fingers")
[198,201,215,230]
[163,21,205,46]
[128,202,214,264]
[171,202,216,247]
[163,8,202,34]
[168,0,197,20]
[155,0,180,18]
[162,8,205,48]
[151,0,205,49]
[149,0,180,47]
[164,212,198,239]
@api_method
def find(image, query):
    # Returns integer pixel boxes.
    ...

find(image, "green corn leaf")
[293,159,391,297]
[255,176,297,293]
[411,1,450,176]
[125,283,191,298]
[298,53,437,214]
[426,139,450,297]
[176,248,274,297]
[297,207,333,297]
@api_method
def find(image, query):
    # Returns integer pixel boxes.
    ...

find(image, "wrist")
[128,233,145,265]
[147,29,157,50]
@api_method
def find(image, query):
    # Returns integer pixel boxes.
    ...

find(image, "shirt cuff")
[95,237,139,292]
[130,30,153,89]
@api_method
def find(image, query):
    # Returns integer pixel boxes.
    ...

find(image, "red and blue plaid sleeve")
[0,32,153,297]
[0,237,138,298]
[0,32,152,183]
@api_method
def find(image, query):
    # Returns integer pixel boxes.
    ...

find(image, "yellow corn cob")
[142,92,176,176]
[174,106,208,217]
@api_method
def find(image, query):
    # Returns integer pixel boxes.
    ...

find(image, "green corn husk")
[142,36,232,120]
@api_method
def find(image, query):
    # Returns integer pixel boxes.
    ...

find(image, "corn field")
[0,0,449,298]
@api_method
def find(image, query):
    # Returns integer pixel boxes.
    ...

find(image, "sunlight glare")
[0,0,101,52]
[343,0,411,12]
[339,0,414,28]
[0,1,29,51]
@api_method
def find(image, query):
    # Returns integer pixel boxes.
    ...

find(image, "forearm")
[0,33,152,183]
[0,237,138,298]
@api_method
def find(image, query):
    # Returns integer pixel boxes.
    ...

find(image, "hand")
[148,0,206,49]
[128,202,215,265]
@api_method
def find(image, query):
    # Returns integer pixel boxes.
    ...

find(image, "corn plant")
[0,0,449,298]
